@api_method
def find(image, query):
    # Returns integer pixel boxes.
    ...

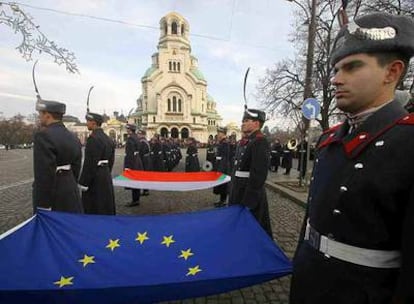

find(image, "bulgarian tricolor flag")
[113,170,231,191]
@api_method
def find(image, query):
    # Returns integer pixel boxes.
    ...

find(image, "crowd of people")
[28,10,414,303]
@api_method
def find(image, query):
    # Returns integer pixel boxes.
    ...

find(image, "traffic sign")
[302,98,320,120]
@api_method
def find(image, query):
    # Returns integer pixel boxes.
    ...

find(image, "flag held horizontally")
[0,206,292,303]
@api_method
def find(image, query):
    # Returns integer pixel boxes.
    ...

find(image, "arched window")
[178,99,182,112]
[193,117,196,124]
[164,22,168,35]
[177,62,180,72]
[153,116,156,123]
[181,24,185,35]
[173,62,176,71]
[173,96,177,112]
[168,98,171,112]
[172,22,177,34]
[169,61,172,71]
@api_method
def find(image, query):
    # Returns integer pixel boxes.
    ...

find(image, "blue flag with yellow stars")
[0,206,291,303]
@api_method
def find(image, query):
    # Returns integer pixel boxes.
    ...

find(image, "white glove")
[78,184,89,192]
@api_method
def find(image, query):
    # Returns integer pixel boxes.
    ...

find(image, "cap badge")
[347,22,396,40]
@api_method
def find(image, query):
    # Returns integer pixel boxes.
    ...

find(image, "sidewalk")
[266,168,308,208]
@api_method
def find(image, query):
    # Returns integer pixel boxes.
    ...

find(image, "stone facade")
[131,12,223,142]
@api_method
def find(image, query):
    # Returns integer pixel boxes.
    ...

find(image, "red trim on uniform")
[397,113,414,125]
[318,133,336,149]
[343,132,370,155]
[322,123,343,135]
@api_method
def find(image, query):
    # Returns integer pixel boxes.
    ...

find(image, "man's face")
[331,53,389,114]
[86,119,94,131]
[241,118,259,133]
[38,111,48,127]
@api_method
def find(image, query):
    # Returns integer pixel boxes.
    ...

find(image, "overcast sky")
[0,0,296,127]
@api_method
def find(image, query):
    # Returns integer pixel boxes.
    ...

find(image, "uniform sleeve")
[72,137,82,180]
[79,136,100,187]
[241,138,270,209]
[109,140,115,172]
[124,137,134,169]
[33,131,56,208]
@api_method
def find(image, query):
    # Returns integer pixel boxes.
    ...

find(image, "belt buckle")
[307,228,321,250]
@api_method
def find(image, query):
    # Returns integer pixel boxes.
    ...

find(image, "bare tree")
[0,114,36,147]
[258,0,413,131]
[0,1,78,73]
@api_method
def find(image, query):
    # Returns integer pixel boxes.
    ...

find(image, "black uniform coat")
[124,134,143,170]
[290,101,414,303]
[32,122,83,213]
[185,145,200,172]
[281,145,293,170]
[213,138,231,196]
[150,141,165,171]
[228,130,272,237]
[79,128,116,215]
[139,137,152,171]
[270,142,282,168]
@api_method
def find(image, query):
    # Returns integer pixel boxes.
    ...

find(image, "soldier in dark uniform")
[228,109,272,237]
[137,128,151,196]
[281,141,293,175]
[124,123,143,207]
[213,127,231,208]
[206,134,216,169]
[185,137,200,172]
[270,138,282,172]
[150,134,165,171]
[78,112,115,215]
[33,100,83,213]
[290,13,414,304]
[228,132,237,172]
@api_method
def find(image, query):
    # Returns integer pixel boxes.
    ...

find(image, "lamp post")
[287,0,317,186]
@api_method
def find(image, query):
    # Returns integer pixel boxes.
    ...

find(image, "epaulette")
[397,113,414,125]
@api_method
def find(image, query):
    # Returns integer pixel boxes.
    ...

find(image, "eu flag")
[0,206,291,303]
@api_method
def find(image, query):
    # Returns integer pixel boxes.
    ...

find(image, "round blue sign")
[302,98,321,120]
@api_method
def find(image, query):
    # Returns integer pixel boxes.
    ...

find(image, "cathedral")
[131,12,223,142]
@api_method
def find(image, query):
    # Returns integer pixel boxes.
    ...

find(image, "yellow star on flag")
[186,265,202,276]
[78,254,95,267]
[106,239,120,251]
[179,248,194,260]
[54,276,74,288]
[161,235,175,247]
[135,232,149,244]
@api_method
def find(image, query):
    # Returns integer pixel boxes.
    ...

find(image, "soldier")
[150,134,165,171]
[228,109,272,237]
[290,13,414,303]
[137,128,151,196]
[213,127,231,208]
[124,123,143,207]
[78,112,116,215]
[185,137,200,172]
[269,138,282,172]
[33,100,83,213]
[206,134,216,168]
[281,141,293,175]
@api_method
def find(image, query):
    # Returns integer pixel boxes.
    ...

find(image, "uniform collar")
[340,101,407,158]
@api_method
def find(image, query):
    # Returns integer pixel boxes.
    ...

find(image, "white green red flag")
[113,170,231,191]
